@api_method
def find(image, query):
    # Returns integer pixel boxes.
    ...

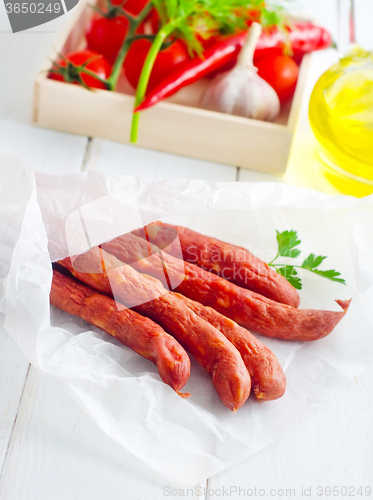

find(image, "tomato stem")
[79,67,110,88]
[128,33,156,43]
[106,0,154,91]
[49,59,110,89]
[118,9,137,27]
[130,21,177,143]
[106,38,133,90]
[91,2,135,21]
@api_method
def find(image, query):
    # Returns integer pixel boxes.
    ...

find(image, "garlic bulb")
[199,23,280,122]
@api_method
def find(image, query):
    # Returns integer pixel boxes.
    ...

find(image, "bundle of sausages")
[50,221,350,411]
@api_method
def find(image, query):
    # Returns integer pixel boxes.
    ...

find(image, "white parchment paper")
[1,153,373,486]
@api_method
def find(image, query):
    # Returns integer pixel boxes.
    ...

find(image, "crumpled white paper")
[1,153,373,486]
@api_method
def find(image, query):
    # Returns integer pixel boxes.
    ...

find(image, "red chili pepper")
[288,22,333,64]
[260,22,331,55]
[207,22,333,77]
[135,22,331,112]
[135,33,244,112]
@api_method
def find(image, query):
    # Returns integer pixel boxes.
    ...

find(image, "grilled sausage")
[50,269,190,392]
[58,249,252,411]
[102,233,350,341]
[132,221,300,307]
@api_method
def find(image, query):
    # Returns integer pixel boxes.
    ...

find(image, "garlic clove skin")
[200,66,280,122]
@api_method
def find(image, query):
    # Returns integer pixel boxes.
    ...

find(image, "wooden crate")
[33,0,310,174]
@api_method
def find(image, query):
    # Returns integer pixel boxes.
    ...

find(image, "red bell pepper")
[135,22,331,112]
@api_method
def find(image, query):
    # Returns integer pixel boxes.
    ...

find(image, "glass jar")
[308,46,373,197]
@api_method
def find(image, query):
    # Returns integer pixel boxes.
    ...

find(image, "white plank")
[0,119,88,174]
[208,366,373,499]
[0,319,29,474]
[0,10,88,174]
[86,138,237,182]
[0,366,207,500]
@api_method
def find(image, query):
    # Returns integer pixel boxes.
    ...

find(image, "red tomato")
[111,0,148,15]
[149,8,160,33]
[85,0,157,64]
[124,39,189,92]
[86,14,130,64]
[49,50,111,90]
[254,53,299,104]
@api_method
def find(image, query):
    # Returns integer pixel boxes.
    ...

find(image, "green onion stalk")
[130,21,178,142]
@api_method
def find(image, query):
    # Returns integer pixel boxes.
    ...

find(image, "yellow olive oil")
[309,46,373,197]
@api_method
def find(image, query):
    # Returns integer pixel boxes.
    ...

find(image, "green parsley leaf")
[305,268,346,284]
[301,253,327,270]
[301,253,346,284]
[269,230,346,289]
[276,265,302,289]
[276,230,301,258]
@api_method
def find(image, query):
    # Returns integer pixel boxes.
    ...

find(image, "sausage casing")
[174,293,286,401]
[50,269,190,392]
[102,233,350,341]
[132,221,300,307]
[58,249,252,411]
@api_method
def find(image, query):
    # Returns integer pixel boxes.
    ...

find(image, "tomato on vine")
[86,15,132,64]
[48,50,112,90]
[85,0,159,64]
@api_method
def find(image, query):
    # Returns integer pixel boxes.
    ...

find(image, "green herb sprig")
[268,230,346,290]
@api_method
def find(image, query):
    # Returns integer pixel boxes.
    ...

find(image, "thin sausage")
[50,269,190,392]
[132,221,300,307]
[58,249,252,411]
[174,293,286,401]
[102,233,350,341]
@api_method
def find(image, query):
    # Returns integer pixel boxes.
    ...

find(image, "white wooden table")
[1,2,373,499]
